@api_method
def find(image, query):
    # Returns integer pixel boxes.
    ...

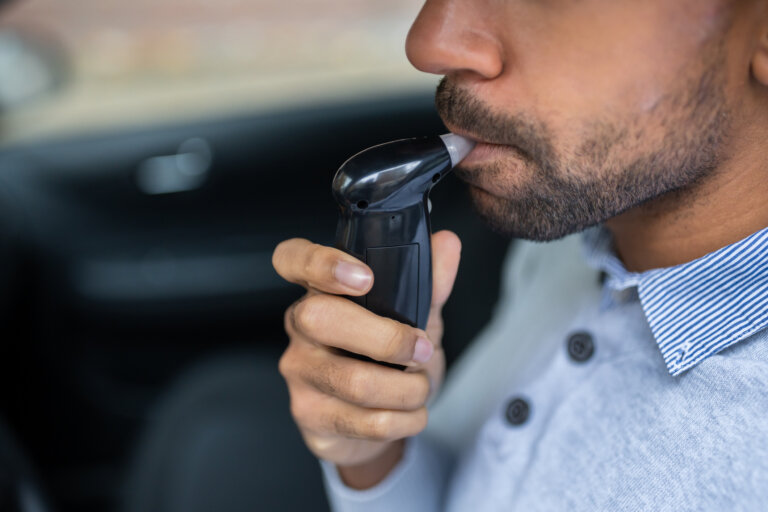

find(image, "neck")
[605,137,768,273]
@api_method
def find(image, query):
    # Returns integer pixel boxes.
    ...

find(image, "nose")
[406,0,504,80]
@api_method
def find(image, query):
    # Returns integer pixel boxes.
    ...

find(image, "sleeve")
[319,434,453,512]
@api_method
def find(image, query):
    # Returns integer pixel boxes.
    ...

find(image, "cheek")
[485,0,728,139]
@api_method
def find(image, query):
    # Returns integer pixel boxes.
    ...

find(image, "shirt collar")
[582,225,768,376]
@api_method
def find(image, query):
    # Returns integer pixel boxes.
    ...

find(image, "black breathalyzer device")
[332,134,474,360]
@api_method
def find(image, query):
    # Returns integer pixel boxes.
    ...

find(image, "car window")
[0,0,434,147]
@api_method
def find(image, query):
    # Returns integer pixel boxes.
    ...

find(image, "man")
[272,0,768,509]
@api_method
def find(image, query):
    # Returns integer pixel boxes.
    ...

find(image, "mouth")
[443,125,524,166]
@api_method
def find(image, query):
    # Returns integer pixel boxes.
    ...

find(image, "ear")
[752,28,768,86]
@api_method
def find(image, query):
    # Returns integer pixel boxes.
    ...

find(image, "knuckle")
[277,350,294,379]
[308,359,341,396]
[302,432,339,459]
[365,411,394,440]
[379,321,411,361]
[304,244,333,280]
[426,312,444,335]
[288,395,310,426]
[272,238,300,275]
[293,295,327,334]
[332,413,360,438]
[403,374,431,409]
[345,367,372,404]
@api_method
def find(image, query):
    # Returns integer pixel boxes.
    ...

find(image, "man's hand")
[272,231,461,488]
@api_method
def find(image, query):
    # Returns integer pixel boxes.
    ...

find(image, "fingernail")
[412,337,434,364]
[334,261,372,291]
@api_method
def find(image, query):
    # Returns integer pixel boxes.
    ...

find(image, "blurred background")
[0,1,510,511]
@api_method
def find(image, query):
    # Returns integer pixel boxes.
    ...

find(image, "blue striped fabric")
[582,226,768,376]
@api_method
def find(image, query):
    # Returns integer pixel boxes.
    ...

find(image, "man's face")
[406,0,756,240]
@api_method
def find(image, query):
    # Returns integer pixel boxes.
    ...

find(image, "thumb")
[430,230,462,312]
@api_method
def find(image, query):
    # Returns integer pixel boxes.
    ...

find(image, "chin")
[464,183,583,242]
[464,185,518,237]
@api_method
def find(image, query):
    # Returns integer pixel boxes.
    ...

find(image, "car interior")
[0,2,512,511]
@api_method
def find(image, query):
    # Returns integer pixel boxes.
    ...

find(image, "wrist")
[337,439,406,490]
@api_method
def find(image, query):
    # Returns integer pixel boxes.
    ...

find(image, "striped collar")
[582,226,768,376]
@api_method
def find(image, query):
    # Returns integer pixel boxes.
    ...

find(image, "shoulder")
[528,327,768,510]
[585,325,768,447]
[607,326,768,420]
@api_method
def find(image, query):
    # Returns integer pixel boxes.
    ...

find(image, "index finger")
[272,238,374,295]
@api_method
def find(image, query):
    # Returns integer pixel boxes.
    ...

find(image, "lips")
[460,142,517,165]
[447,130,530,198]
[444,126,523,166]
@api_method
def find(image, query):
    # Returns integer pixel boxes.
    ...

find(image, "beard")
[435,48,730,241]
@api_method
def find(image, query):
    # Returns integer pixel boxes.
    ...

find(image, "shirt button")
[505,397,530,426]
[567,332,595,363]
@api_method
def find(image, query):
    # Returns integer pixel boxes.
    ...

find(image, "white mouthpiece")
[439,133,476,167]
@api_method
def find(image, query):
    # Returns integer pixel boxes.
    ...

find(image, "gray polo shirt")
[321,227,768,511]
